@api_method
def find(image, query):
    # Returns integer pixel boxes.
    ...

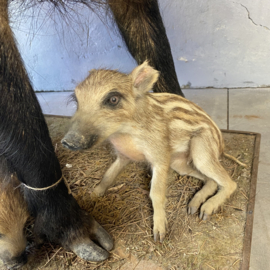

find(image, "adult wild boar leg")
[0,0,112,261]
[108,0,184,96]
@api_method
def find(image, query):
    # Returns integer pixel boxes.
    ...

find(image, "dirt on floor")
[3,116,256,270]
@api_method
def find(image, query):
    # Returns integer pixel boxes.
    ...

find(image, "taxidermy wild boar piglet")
[62,61,238,242]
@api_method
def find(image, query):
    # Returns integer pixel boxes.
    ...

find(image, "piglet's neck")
[109,133,145,162]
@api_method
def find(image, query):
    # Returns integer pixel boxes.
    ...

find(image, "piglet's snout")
[61,132,86,151]
[62,132,98,150]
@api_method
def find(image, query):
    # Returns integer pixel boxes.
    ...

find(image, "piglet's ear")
[131,61,159,94]
[89,69,96,74]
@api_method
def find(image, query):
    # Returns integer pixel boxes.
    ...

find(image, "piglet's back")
[148,93,224,155]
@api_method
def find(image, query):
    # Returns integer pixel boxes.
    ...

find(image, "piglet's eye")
[103,91,123,107]
[109,96,120,105]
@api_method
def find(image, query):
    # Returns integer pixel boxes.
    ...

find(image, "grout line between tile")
[227,88,229,130]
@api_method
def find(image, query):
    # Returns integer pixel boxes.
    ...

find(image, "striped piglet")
[62,62,241,243]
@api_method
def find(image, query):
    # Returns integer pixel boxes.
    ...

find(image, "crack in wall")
[240,3,270,31]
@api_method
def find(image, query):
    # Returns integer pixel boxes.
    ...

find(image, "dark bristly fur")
[0,0,112,261]
[108,0,183,96]
[1,0,182,262]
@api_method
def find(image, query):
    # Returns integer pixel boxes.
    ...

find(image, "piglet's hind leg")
[171,158,218,215]
[188,179,218,215]
[191,137,237,220]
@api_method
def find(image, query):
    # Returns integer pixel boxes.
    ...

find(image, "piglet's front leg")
[150,164,169,243]
[91,154,130,199]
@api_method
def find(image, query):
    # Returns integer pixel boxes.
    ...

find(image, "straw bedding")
[4,116,255,270]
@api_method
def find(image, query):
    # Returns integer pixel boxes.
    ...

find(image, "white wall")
[9,0,270,91]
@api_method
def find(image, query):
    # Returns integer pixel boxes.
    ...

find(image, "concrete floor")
[37,88,269,270]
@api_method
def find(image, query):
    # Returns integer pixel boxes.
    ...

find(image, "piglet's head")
[62,61,159,151]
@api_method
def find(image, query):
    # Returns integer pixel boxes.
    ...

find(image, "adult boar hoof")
[89,215,114,251]
[70,239,109,262]
[69,215,113,262]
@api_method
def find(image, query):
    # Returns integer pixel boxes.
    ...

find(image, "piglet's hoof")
[91,186,105,200]
[199,211,209,221]
[90,191,99,200]
[70,239,109,262]
[187,206,198,215]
